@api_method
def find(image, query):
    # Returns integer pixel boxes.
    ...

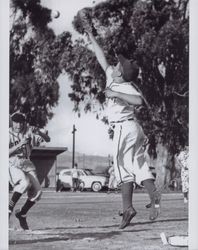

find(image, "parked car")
[57,168,109,192]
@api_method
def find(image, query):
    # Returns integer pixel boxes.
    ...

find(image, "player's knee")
[16,177,30,193]
[30,189,42,202]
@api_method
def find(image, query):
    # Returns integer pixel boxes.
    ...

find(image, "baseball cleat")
[149,191,161,221]
[118,211,123,216]
[119,206,137,229]
[15,210,29,230]
[145,203,151,209]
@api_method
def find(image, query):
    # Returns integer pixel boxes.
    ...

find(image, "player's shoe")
[149,190,161,221]
[15,210,29,230]
[145,203,151,209]
[119,206,137,229]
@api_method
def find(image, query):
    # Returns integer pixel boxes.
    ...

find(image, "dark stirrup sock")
[19,199,36,215]
[9,191,22,212]
[121,182,134,211]
[142,179,156,200]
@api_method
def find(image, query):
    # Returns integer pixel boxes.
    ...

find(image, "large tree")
[10,0,73,127]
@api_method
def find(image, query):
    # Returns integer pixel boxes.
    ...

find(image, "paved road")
[9,192,188,250]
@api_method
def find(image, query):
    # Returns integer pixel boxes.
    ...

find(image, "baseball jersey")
[105,66,141,123]
[9,125,44,159]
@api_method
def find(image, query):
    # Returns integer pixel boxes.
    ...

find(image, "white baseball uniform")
[105,66,154,186]
[9,125,42,201]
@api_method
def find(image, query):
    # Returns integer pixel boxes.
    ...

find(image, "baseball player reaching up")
[9,112,50,230]
[79,9,161,229]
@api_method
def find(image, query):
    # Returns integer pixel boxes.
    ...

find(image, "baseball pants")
[9,157,42,201]
[112,119,154,186]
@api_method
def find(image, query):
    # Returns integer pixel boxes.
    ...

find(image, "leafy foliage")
[10,0,72,127]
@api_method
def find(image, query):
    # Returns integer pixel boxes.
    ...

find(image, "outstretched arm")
[87,31,109,72]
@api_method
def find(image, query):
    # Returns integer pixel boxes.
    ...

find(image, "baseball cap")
[117,54,139,82]
[11,112,26,123]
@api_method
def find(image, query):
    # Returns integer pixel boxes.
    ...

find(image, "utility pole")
[72,124,77,168]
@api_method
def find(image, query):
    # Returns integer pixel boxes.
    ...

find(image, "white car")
[57,168,109,192]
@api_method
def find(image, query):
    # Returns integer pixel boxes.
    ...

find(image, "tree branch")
[173,91,188,97]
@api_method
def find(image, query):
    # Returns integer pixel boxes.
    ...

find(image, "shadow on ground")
[9,217,187,245]
[9,228,150,245]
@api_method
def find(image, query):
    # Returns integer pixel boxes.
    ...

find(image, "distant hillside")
[57,151,112,175]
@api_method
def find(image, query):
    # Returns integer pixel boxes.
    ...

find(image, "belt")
[110,118,134,124]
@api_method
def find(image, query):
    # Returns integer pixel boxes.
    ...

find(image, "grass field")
[9,192,188,250]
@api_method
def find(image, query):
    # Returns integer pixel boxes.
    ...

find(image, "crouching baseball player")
[9,113,50,230]
[78,9,161,229]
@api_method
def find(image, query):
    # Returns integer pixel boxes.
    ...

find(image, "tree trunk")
[150,143,173,191]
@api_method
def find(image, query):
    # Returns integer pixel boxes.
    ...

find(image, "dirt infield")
[9,192,188,250]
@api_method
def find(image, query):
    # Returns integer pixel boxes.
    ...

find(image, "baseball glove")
[77,8,93,33]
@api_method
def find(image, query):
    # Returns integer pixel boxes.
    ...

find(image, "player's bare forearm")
[105,89,142,106]
[118,92,142,106]
[87,32,109,72]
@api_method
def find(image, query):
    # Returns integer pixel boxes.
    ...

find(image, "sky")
[40,0,113,156]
